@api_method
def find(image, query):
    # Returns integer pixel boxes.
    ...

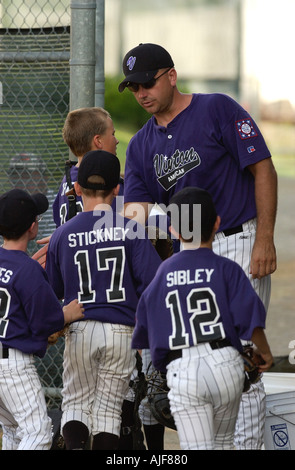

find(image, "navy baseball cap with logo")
[78,150,121,190]
[118,43,174,92]
[169,187,217,240]
[0,188,48,235]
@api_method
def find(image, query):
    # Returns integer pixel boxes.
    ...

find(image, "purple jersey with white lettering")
[124,93,271,232]
[46,210,161,326]
[132,248,266,372]
[0,248,65,357]
[52,165,124,227]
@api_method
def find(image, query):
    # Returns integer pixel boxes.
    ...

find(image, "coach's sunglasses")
[127,68,172,92]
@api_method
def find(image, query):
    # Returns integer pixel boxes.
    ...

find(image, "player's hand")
[32,236,51,268]
[63,299,85,324]
[250,237,276,279]
[36,235,51,246]
[254,351,274,373]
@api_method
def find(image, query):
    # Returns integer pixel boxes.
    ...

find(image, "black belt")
[223,225,243,237]
[166,339,232,365]
[0,346,9,359]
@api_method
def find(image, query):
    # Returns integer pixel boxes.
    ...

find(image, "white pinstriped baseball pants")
[61,320,136,438]
[167,344,245,450]
[0,349,52,450]
[213,218,270,450]
[213,218,271,309]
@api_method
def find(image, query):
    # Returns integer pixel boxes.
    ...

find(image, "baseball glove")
[146,225,174,260]
[145,362,176,430]
[47,325,69,346]
[241,345,261,392]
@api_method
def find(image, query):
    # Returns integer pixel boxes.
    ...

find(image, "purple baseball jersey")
[52,165,82,227]
[52,165,124,227]
[0,248,65,357]
[124,93,271,232]
[132,248,266,372]
[46,210,161,326]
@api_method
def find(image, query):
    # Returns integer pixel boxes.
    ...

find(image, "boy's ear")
[113,184,120,197]
[29,221,36,231]
[214,215,221,233]
[74,181,82,196]
[27,220,37,240]
[93,134,102,149]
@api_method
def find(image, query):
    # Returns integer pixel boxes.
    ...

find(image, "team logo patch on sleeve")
[247,145,256,153]
[236,119,258,139]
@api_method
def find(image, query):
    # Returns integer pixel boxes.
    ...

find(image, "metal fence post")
[95,0,105,108]
[70,0,96,111]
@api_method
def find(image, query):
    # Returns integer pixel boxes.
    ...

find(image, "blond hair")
[62,107,111,157]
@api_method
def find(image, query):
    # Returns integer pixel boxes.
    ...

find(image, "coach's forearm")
[250,158,278,240]
[248,158,278,278]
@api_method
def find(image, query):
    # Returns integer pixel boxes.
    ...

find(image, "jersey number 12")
[166,287,225,349]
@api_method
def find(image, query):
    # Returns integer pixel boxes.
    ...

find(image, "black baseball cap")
[78,150,121,190]
[118,43,174,92]
[0,188,48,235]
[169,187,217,241]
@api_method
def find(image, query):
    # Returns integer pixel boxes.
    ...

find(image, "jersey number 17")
[74,247,126,303]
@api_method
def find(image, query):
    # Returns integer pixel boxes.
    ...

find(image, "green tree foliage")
[105,75,150,131]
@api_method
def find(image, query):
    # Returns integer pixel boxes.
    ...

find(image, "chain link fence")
[1,1,72,410]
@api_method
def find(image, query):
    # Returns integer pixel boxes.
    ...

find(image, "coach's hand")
[250,236,276,279]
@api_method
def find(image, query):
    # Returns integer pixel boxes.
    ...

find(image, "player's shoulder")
[177,247,244,274]
[30,255,48,273]
[145,251,178,280]
[70,164,78,177]
[57,162,78,186]
[49,214,78,244]
[18,252,47,278]
[0,249,46,289]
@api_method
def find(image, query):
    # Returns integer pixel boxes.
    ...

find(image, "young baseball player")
[132,187,273,450]
[0,188,85,450]
[45,149,162,450]
[32,108,139,450]
[33,107,122,267]
[53,106,122,227]
[119,42,278,449]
